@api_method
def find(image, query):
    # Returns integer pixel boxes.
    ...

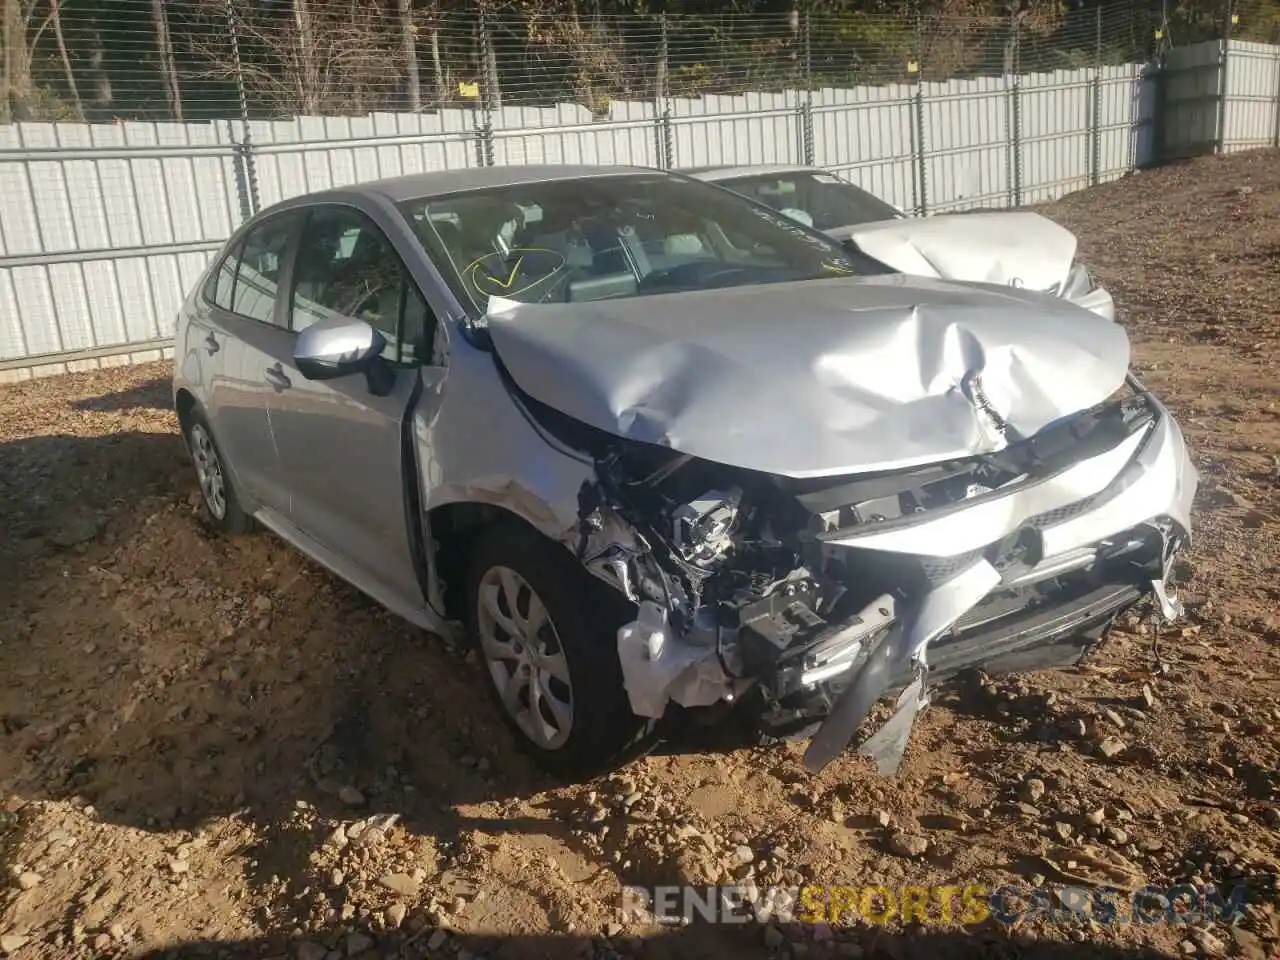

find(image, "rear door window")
[231,218,295,326]
[204,240,241,310]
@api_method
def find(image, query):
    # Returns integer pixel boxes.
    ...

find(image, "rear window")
[202,213,298,327]
[718,171,903,231]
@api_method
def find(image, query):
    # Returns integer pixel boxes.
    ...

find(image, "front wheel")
[465,522,652,778]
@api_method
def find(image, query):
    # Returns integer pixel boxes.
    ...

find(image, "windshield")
[396,173,886,312]
[717,171,904,231]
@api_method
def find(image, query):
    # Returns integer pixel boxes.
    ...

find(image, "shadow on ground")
[69,376,172,414]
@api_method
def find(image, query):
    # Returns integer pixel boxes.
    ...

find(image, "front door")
[254,203,441,609]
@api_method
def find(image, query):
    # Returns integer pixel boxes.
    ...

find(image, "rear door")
[201,212,301,514]
[190,242,242,429]
[259,203,441,607]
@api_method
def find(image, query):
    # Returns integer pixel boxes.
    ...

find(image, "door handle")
[264,363,292,391]
[203,333,220,355]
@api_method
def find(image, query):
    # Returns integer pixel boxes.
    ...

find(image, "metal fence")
[1,1,1279,379]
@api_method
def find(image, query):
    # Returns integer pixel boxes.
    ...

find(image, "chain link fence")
[0,4,1204,121]
[2,0,1279,376]
[4,2,1275,123]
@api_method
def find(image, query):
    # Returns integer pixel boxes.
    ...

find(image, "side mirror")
[294,317,386,381]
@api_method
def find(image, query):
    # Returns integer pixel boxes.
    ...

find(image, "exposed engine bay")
[507,364,1194,777]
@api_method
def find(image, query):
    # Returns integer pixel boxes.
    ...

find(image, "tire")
[182,408,253,535]
[465,521,652,778]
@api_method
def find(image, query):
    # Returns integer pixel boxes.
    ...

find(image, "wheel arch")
[426,499,581,622]
[175,387,198,430]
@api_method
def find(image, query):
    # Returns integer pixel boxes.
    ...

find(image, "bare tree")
[399,0,420,110]
[2,0,34,121]
[152,0,182,119]
[292,0,320,113]
[186,0,397,117]
[48,0,82,117]
[85,14,113,113]
[515,0,633,115]
[429,21,447,104]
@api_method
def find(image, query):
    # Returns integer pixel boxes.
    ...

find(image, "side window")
[203,240,240,311]
[232,218,294,325]
[290,206,436,365]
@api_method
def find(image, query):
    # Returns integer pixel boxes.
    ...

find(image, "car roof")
[682,164,821,181]
[314,164,662,203]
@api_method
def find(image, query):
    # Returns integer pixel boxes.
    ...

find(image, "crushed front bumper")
[615,390,1198,774]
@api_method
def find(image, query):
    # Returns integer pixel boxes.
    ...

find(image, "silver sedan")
[173,164,1195,778]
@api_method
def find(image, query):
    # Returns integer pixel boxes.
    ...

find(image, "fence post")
[1006,12,1023,208]
[1150,14,1170,166]
[911,85,927,216]
[909,16,927,216]
[1089,6,1102,186]
[473,113,494,167]
[226,0,258,217]
[1272,42,1280,147]
[476,10,497,166]
[1216,0,1233,153]
[795,11,815,166]
[654,15,674,169]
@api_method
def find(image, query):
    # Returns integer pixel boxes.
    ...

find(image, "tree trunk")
[430,25,446,104]
[292,0,320,113]
[399,0,420,111]
[2,0,33,122]
[87,20,114,115]
[151,0,182,120]
[50,0,83,119]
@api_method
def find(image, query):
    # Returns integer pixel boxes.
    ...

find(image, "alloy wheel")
[476,564,574,750]
[188,423,227,520]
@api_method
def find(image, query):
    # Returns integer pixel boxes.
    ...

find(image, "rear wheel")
[183,409,252,535]
[465,522,651,778]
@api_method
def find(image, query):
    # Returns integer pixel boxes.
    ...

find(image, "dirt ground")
[1,150,1278,960]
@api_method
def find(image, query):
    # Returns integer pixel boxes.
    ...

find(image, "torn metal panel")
[486,275,1130,479]
[857,672,929,776]
[802,558,1001,774]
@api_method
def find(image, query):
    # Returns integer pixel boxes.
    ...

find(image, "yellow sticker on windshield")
[466,248,568,301]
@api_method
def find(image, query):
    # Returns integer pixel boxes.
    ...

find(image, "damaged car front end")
[559,379,1190,776]
[397,166,1195,777]
[484,280,1196,777]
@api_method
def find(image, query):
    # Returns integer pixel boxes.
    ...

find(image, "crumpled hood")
[486,274,1130,479]
[829,211,1079,293]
